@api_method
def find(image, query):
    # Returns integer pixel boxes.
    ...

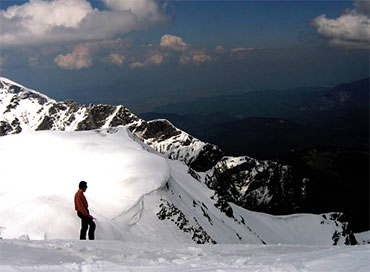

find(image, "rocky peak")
[0,77,221,171]
[0,77,54,105]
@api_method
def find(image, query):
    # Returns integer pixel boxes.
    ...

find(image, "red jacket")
[74,190,91,217]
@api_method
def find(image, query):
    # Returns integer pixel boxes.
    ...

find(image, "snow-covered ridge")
[355,231,370,245]
[0,127,356,245]
[0,77,219,171]
[0,127,170,240]
[0,77,357,245]
[0,76,55,104]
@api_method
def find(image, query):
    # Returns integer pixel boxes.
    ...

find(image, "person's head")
[79,181,88,192]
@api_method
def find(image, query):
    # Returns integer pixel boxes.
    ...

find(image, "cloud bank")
[130,52,165,69]
[103,0,164,21]
[102,53,126,66]
[54,39,130,69]
[160,35,190,51]
[215,45,225,53]
[0,0,167,47]
[312,0,370,49]
[54,43,93,70]
[231,47,254,53]
[52,33,221,70]
[180,50,212,65]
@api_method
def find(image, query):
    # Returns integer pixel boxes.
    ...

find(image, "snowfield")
[0,239,369,272]
[0,127,169,240]
[0,126,368,271]
[0,126,355,245]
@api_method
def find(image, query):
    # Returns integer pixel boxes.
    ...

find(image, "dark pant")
[77,211,96,240]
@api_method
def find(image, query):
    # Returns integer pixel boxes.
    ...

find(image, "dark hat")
[79,181,87,189]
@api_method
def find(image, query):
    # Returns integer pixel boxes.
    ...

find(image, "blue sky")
[123,1,353,48]
[0,0,368,113]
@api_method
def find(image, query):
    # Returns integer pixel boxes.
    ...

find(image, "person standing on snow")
[74,181,96,240]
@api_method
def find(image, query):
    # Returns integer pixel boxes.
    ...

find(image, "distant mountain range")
[141,78,369,156]
[150,86,326,119]
[150,78,368,120]
[304,77,369,112]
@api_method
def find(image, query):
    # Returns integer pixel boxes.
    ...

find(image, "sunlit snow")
[0,127,169,240]
[0,240,369,272]
[0,126,368,271]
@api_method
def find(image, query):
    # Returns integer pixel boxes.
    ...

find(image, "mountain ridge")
[0,76,365,240]
[149,78,368,120]
[0,126,357,245]
[0,76,308,217]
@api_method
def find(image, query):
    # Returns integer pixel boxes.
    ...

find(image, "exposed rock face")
[321,213,357,245]
[157,199,217,244]
[205,156,307,214]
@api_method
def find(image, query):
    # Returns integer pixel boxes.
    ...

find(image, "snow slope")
[0,240,369,272]
[355,231,370,245]
[0,127,355,245]
[0,127,169,240]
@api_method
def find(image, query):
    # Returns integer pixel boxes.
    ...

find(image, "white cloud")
[215,45,225,53]
[147,53,164,65]
[179,55,191,65]
[129,52,164,69]
[1,0,93,46]
[231,47,254,53]
[160,34,190,51]
[54,44,93,70]
[130,61,145,69]
[52,38,164,70]
[103,0,164,21]
[312,0,370,49]
[53,39,132,69]
[192,53,212,64]
[0,0,167,47]
[102,53,126,66]
[180,50,212,65]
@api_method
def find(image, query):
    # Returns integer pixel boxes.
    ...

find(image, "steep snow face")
[0,127,355,245]
[0,127,169,240]
[0,77,56,133]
